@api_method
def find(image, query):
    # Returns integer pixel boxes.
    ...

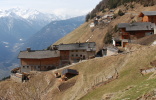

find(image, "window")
[71,54,74,57]
[23,66,25,68]
[76,54,78,57]
[76,50,78,52]
[80,55,82,57]
[83,50,85,52]
[27,66,29,68]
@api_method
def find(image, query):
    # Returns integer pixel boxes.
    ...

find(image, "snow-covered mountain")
[0,8,60,21]
[0,8,71,63]
[0,8,69,47]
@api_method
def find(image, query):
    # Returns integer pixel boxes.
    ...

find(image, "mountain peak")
[0,8,73,21]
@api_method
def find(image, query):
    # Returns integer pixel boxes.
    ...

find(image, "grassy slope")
[80,45,156,100]
[0,45,156,100]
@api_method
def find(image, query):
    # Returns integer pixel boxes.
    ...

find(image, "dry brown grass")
[54,4,156,52]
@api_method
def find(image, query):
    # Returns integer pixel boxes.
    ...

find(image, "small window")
[80,55,82,57]
[76,50,78,52]
[27,66,29,68]
[76,54,78,57]
[38,66,40,68]
[44,66,46,69]
[23,66,25,68]
[71,54,74,57]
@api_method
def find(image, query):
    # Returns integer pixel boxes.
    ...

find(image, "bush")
[118,10,124,16]
[85,13,90,22]
[130,4,134,8]
[104,32,112,44]
[102,9,106,13]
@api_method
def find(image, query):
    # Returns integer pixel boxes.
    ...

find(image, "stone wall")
[10,73,23,83]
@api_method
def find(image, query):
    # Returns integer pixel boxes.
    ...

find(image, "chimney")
[27,48,31,52]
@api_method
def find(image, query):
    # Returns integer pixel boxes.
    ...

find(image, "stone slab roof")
[62,69,79,75]
[142,11,156,16]
[18,50,60,59]
[58,42,96,51]
[118,22,155,31]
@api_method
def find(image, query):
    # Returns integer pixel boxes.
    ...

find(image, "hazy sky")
[0,0,102,16]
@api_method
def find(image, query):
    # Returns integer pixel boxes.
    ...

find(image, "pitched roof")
[18,50,60,59]
[118,23,130,28]
[58,42,96,51]
[62,69,79,75]
[118,22,155,31]
[142,11,156,16]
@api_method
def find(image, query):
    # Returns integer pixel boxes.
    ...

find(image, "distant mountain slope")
[0,43,10,62]
[20,16,85,50]
[0,8,68,62]
[54,4,156,51]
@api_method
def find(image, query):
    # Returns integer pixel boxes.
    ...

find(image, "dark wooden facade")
[139,12,156,24]
[60,51,70,66]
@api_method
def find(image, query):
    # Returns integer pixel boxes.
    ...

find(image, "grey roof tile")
[118,22,155,31]
[58,42,96,51]
[18,50,60,59]
[142,11,156,16]
[62,69,79,75]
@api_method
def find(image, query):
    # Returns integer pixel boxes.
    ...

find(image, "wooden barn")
[116,22,155,47]
[139,11,156,24]
[18,48,60,73]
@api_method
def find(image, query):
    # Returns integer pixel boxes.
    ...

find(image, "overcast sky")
[0,0,102,16]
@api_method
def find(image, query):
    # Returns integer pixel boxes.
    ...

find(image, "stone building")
[57,42,96,66]
[18,48,60,73]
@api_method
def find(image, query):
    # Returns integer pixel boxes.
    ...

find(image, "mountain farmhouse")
[18,49,60,73]
[11,42,96,82]
[113,11,156,47]
[115,22,155,47]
